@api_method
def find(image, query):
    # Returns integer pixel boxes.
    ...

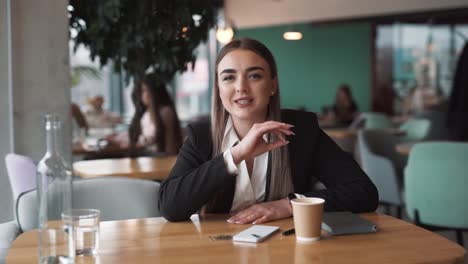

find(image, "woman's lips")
[234,98,253,107]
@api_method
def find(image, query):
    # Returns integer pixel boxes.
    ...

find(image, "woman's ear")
[271,79,278,96]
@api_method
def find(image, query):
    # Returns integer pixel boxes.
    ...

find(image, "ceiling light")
[216,7,235,44]
[283,31,302,41]
[216,26,234,44]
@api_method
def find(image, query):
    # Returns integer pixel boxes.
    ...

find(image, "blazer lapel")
[264,152,272,201]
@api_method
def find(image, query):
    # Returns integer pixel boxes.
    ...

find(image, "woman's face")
[141,83,152,107]
[336,89,349,106]
[217,49,277,123]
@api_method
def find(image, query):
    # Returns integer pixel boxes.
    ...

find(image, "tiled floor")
[376,206,467,263]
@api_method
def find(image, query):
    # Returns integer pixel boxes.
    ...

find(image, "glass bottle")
[37,114,74,263]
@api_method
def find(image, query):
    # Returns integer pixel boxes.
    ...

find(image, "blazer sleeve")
[303,129,378,213]
[158,124,235,221]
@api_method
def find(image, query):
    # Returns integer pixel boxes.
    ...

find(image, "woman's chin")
[231,111,266,123]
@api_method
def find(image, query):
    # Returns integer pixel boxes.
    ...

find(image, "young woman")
[126,73,183,155]
[331,84,359,126]
[105,73,183,155]
[159,38,377,224]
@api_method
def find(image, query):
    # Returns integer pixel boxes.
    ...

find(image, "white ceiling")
[226,0,468,29]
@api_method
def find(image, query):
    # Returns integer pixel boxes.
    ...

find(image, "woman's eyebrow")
[219,68,236,75]
[246,66,265,72]
[219,66,265,75]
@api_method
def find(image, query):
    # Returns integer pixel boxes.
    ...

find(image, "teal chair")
[415,110,451,140]
[398,118,431,142]
[361,112,393,129]
[357,130,405,218]
[405,142,468,245]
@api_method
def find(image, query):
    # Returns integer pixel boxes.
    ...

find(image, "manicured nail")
[227,218,234,223]
[252,221,257,224]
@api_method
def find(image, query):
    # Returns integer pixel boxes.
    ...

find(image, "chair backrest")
[348,113,366,129]
[404,142,468,229]
[16,177,161,232]
[361,112,393,129]
[399,118,431,142]
[415,110,451,140]
[4,153,37,201]
[357,130,403,205]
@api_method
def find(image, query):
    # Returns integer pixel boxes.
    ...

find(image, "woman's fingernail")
[252,221,257,224]
[227,219,234,223]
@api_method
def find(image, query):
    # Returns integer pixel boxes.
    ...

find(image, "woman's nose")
[235,77,248,93]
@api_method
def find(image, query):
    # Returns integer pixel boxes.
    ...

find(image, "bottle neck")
[45,121,61,156]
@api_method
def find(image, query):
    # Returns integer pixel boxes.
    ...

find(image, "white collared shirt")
[222,117,269,213]
[139,111,156,145]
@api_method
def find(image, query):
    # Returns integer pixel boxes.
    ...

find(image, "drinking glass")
[62,209,101,256]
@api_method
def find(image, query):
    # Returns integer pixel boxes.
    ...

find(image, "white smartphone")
[233,225,280,243]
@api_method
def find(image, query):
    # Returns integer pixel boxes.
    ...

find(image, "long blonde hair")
[211,38,293,201]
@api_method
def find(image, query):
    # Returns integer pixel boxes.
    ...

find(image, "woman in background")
[128,73,183,155]
[331,84,358,126]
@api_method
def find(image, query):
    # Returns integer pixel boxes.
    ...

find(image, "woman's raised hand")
[230,121,294,164]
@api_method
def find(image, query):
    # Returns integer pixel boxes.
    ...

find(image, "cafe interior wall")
[236,22,371,113]
[0,0,70,222]
[0,0,13,223]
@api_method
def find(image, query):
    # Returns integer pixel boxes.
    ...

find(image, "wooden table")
[73,156,177,181]
[73,143,127,156]
[7,214,465,263]
[324,128,358,140]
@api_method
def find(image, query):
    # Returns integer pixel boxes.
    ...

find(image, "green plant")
[70,65,102,88]
[69,0,221,83]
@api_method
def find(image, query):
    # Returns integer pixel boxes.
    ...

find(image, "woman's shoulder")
[183,119,212,158]
[186,118,212,142]
[281,109,320,138]
[188,118,210,129]
[281,109,318,124]
[159,105,175,116]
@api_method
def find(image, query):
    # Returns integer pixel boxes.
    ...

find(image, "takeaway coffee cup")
[291,198,325,242]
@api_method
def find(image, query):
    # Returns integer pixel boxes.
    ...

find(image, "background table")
[324,128,405,140]
[7,213,465,263]
[73,156,177,181]
[73,143,128,156]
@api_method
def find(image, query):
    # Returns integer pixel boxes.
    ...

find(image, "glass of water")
[62,209,101,256]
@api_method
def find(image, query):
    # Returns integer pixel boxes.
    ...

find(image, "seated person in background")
[159,38,378,223]
[85,95,122,129]
[109,74,183,155]
[329,84,359,126]
[71,102,88,133]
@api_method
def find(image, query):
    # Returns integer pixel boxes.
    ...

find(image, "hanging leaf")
[69,0,222,85]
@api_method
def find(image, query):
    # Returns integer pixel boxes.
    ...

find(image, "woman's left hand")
[227,199,293,224]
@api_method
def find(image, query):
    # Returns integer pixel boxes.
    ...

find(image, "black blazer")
[159,109,378,221]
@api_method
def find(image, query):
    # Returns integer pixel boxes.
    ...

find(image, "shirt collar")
[222,116,269,152]
[222,116,239,151]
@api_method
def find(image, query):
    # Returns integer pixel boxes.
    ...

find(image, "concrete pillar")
[0,0,70,222]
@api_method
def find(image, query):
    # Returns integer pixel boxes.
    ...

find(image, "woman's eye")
[222,75,234,81]
[249,73,262,80]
